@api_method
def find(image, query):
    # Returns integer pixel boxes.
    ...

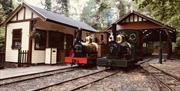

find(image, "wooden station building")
[106,11,176,58]
[1,3,96,67]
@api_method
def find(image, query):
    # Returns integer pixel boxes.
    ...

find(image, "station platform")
[149,58,180,80]
[0,65,73,80]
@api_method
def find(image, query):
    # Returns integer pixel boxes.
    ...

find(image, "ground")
[0,58,179,91]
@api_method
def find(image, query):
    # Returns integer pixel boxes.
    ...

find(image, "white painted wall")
[45,48,57,64]
[31,39,45,64]
[33,13,39,18]
[6,21,30,62]
[11,6,39,22]
[130,15,134,22]
[11,15,17,21]
[18,8,24,20]
[25,7,32,19]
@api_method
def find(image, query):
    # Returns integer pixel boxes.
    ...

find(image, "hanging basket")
[32,32,41,42]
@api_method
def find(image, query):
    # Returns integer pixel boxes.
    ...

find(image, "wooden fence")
[0,52,5,68]
[18,50,29,67]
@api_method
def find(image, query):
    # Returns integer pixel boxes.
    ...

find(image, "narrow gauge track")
[41,58,154,91]
[0,66,77,86]
[35,69,118,91]
[137,57,157,65]
[0,68,105,91]
[39,58,152,91]
[143,64,180,91]
[35,58,154,91]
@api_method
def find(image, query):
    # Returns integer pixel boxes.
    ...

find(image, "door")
[49,31,64,64]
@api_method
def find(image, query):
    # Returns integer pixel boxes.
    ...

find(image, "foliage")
[136,0,180,30]
[0,27,5,50]
[52,0,69,16]
[81,0,127,30]
[0,0,14,23]
[115,0,126,17]
[176,37,180,47]
[42,0,52,11]
[0,0,14,51]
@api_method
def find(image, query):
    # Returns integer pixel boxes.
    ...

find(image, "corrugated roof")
[25,3,96,32]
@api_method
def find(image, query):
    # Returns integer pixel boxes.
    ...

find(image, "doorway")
[49,31,64,64]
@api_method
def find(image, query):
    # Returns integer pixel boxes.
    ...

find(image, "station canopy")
[106,11,176,42]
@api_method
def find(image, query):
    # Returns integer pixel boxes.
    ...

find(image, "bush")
[0,27,5,52]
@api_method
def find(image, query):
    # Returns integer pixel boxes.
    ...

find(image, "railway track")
[35,58,152,91]
[0,67,106,91]
[142,64,180,91]
[0,66,77,86]
[35,69,119,91]
[136,56,157,65]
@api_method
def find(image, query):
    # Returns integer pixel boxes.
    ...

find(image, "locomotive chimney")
[78,30,82,41]
[75,29,82,41]
[112,23,117,41]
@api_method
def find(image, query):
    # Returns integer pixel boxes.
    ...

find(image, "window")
[34,30,46,50]
[12,29,22,49]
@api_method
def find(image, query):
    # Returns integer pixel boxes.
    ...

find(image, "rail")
[142,64,179,91]
[34,69,110,91]
[0,66,77,86]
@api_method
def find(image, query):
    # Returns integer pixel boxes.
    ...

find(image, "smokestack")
[112,23,117,41]
[77,29,82,41]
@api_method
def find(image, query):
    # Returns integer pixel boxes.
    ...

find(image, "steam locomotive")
[97,23,142,67]
[65,33,98,66]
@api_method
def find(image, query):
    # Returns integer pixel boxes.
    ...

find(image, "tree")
[81,0,116,30]
[137,0,180,29]
[115,0,126,17]
[44,0,52,11]
[52,0,69,16]
[0,0,14,44]
[0,0,14,23]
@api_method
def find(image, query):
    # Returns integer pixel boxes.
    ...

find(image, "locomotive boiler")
[65,34,98,66]
[97,23,142,67]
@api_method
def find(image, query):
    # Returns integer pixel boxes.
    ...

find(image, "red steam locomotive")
[65,35,98,66]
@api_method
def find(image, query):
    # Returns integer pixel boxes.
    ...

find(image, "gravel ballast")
[0,68,103,91]
[77,69,160,91]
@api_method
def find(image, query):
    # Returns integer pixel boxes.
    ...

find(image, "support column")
[159,30,163,64]
[46,31,49,48]
[140,31,144,57]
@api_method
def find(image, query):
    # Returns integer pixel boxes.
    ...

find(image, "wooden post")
[159,30,162,64]
[46,31,49,48]
[18,48,21,67]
